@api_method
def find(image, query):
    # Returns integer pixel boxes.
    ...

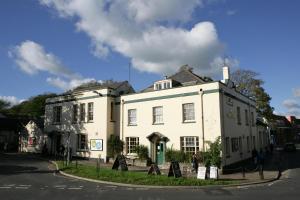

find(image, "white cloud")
[9,40,79,79]
[293,88,300,97]
[282,99,300,117]
[46,77,98,91]
[0,96,25,106]
[40,0,231,77]
[9,40,98,91]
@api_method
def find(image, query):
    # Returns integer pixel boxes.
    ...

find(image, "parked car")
[284,143,296,152]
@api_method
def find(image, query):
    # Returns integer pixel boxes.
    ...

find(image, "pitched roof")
[141,65,213,92]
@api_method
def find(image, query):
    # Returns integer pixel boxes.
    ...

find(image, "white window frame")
[126,137,139,154]
[237,106,241,125]
[153,106,163,124]
[80,103,85,122]
[87,102,94,122]
[231,137,239,152]
[182,103,195,122]
[53,106,62,124]
[128,109,137,125]
[77,134,88,151]
[180,136,199,154]
[245,109,249,126]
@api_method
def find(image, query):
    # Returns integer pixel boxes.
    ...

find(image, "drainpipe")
[200,89,205,151]
[121,99,125,141]
[220,89,226,166]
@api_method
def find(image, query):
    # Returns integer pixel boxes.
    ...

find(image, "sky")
[0,0,300,117]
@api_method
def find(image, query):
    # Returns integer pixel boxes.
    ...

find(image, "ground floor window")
[231,137,239,152]
[126,137,139,154]
[225,137,230,156]
[77,134,88,150]
[180,136,199,154]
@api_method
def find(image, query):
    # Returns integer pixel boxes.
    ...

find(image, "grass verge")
[57,162,238,186]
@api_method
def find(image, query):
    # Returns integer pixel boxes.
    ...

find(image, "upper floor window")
[251,112,255,126]
[53,106,62,124]
[237,106,241,125]
[180,136,199,154]
[154,79,172,91]
[110,102,114,121]
[73,104,78,123]
[153,106,163,124]
[128,109,137,125]
[245,109,249,126]
[182,103,195,122]
[80,103,85,122]
[87,102,94,122]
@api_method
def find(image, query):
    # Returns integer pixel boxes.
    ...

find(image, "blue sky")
[0,0,300,117]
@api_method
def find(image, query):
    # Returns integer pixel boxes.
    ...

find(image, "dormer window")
[154,79,172,91]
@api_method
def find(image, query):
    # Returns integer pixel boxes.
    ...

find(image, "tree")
[231,69,274,121]
[0,99,11,112]
[204,137,222,168]
[7,93,56,117]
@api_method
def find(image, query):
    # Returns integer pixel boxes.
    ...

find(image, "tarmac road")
[0,151,299,200]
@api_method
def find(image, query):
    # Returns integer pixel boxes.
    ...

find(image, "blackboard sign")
[112,155,128,171]
[147,164,161,175]
[168,161,182,178]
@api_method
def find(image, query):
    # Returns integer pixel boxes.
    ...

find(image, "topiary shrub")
[107,135,124,158]
[135,145,149,160]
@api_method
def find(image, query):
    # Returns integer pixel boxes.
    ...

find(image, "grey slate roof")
[141,65,213,92]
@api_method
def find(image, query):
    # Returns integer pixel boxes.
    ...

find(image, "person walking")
[191,153,198,173]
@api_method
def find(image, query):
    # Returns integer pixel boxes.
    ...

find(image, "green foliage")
[7,93,56,117]
[0,99,11,112]
[204,137,222,168]
[135,145,149,160]
[58,161,236,186]
[107,135,124,158]
[231,69,274,121]
[165,149,191,163]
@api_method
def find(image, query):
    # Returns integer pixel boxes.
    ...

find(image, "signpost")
[197,166,207,180]
[148,164,161,175]
[168,161,182,178]
[209,166,218,179]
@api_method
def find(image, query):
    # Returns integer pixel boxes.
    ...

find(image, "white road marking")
[19,185,31,187]
[268,180,282,186]
[0,186,11,189]
[68,187,82,190]
[54,185,66,187]
[135,188,149,190]
[15,187,29,189]
[4,184,15,187]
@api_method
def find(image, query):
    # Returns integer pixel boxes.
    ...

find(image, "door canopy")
[147,132,169,143]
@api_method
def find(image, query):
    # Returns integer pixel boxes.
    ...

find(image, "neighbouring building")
[44,81,134,160]
[20,119,46,153]
[120,65,263,167]
[270,115,293,146]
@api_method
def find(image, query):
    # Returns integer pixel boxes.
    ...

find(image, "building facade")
[120,66,260,166]
[44,81,134,160]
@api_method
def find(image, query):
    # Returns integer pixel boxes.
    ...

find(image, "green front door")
[156,142,164,165]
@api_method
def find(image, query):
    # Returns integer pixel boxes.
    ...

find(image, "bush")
[204,137,221,168]
[135,145,149,160]
[165,149,191,163]
[107,135,124,158]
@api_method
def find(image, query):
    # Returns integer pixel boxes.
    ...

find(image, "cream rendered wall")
[120,82,222,156]
[44,88,117,161]
[219,83,257,166]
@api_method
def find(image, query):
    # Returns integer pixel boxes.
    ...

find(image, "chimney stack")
[222,66,230,84]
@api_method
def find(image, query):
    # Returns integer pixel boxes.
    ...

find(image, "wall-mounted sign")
[90,139,103,151]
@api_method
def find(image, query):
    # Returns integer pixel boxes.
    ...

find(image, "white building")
[20,120,46,153]
[44,81,134,160]
[120,66,262,167]
[44,66,268,167]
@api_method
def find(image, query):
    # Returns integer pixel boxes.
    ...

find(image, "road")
[0,152,300,200]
